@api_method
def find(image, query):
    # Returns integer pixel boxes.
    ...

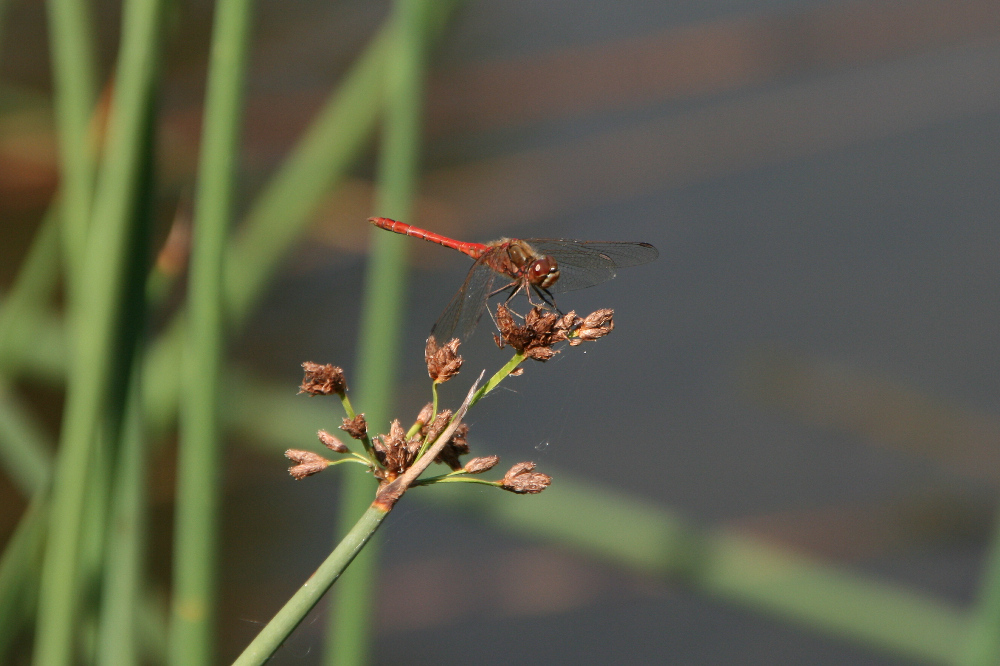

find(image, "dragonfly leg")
[489,280,521,303]
[530,285,562,314]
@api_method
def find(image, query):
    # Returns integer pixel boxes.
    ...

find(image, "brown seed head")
[495,305,577,362]
[317,430,348,453]
[575,309,615,342]
[423,409,453,445]
[340,414,368,440]
[373,419,421,480]
[434,422,470,470]
[500,461,552,494]
[415,402,434,428]
[463,455,500,474]
[425,336,463,383]
[285,449,331,480]
[299,362,347,395]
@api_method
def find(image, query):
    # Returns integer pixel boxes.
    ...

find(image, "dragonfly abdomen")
[369,217,487,259]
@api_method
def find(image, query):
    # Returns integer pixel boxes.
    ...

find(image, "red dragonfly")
[370,217,659,341]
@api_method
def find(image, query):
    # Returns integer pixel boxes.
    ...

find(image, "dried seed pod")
[285,449,331,480]
[415,402,434,428]
[463,455,500,474]
[318,430,348,453]
[424,409,453,445]
[299,362,347,395]
[425,336,463,383]
[340,414,368,440]
[500,461,552,494]
[434,422,470,470]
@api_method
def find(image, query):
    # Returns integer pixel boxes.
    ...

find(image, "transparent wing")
[431,260,499,342]
[526,240,659,294]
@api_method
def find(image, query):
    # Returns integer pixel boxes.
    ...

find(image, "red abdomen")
[368,217,486,259]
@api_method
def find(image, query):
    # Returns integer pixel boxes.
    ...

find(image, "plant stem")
[0,494,48,660]
[32,0,165,659]
[45,0,97,290]
[955,510,1000,666]
[0,380,52,497]
[231,505,389,666]
[469,352,525,408]
[0,203,62,373]
[169,0,254,662]
[95,368,148,666]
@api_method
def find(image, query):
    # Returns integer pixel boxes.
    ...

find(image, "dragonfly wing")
[431,261,499,342]
[527,240,659,294]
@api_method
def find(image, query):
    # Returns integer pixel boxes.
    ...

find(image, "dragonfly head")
[527,255,560,289]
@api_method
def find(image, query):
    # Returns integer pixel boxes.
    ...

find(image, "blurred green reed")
[168,0,254,662]
[0,0,997,664]
[326,0,435,663]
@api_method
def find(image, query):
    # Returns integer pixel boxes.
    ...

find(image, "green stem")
[339,393,376,460]
[169,0,254,662]
[955,510,1000,665]
[413,475,498,488]
[231,505,389,666]
[0,494,48,660]
[32,0,165,660]
[0,203,62,373]
[95,371,148,666]
[0,379,52,497]
[469,352,525,408]
[45,0,98,291]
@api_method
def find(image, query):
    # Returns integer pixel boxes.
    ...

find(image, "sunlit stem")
[413,475,499,488]
[431,380,439,420]
[469,352,525,408]
[328,457,371,468]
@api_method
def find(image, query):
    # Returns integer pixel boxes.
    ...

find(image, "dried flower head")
[285,449,331,480]
[463,455,500,474]
[425,336,463,383]
[415,402,434,428]
[423,409,453,445]
[372,420,421,481]
[434,422,470,470]
[340,414,368,440]
[318,430,348,454]
[572,308,615,344]
[500,461,552,494]
[495,305,615,356]
[299,362,347,395]
[495,305,581,361]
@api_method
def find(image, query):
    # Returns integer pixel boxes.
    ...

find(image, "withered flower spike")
[318,429,348,453]
[340,414,368,440]
[500,461,552,494]
[575,309,615,341]
[374,420,421,480]
[424,409,452,445]
[434,422,470,470]
[425,336,464,383]
[416,402,434,427]
[299,362,347,395]
[285,449,331,480]
[495,305,565,362]
[463,455,500,474]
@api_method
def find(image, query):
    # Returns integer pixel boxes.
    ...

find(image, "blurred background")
[2,0,1000,663]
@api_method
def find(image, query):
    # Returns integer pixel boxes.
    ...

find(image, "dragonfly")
[370,217,659,341]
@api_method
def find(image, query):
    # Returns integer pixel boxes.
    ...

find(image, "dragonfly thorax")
[504,240,560,288]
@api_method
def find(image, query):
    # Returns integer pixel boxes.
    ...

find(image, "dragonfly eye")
[529,257,559,287]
